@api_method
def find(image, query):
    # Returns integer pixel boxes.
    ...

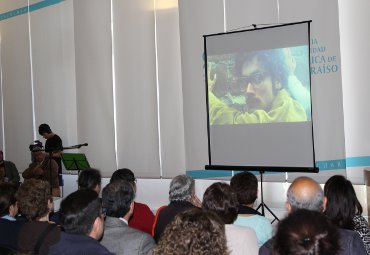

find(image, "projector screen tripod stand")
[256,171,279,223]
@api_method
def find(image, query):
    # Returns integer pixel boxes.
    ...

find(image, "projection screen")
[204,21,317,172]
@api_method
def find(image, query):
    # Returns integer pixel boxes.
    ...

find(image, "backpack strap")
[33,223,56,254]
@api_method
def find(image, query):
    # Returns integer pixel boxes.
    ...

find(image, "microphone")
[75,143,88,148]
[67,143,88,149]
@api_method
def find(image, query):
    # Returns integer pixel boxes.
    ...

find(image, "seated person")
[78,168,102,194]
[0,150,20,184]
[49,189,113,255]
[22,148,60,197]
[153,174,201,242]
[0,182,18,221]
[202,182,258,255]
[324,175,370,254]
[272,209,340,255]
[152,208,228,255]
[16,179,61,255]
[110,168,155,235]
[101,180,155,254]
[260,176,367,255]
[0,182,25,251]
[230,172,272,247]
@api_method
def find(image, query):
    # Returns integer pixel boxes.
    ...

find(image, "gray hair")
[287,180,324,212]
[169,175,195,202]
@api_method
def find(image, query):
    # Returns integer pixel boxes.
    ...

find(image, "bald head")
[286,177,325,213]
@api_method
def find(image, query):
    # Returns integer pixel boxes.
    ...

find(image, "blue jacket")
[49,232,113,255]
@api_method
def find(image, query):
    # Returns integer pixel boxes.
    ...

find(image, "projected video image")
[208,46,311,125]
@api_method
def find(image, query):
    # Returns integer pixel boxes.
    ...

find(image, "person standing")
[39,124,63,185]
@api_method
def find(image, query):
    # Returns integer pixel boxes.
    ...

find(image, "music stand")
[62,153,90,175]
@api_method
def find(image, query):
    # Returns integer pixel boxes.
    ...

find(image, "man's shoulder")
[259,238,273,255]
[339,228,367,254]
[104,217,153,240]
[4,160,15,166]
[50,232,112,255]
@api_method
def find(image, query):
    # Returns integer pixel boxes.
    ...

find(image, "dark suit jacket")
[0,219,25,251]
[101,216,155,255]
[259,228,367,255]
[49,232,113,255]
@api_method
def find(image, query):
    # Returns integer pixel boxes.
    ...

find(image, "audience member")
[0,150,20,184]
[110,168,155,235]
[202,182,258,255]
[0,182,25,251]
[49,189,113,255]
[0,182,18,221]
[272,209,340,255]
[101,180,155,254]
[259,176,367,255]
[230,172,272,247]
[22,148,60,197]
[16,179,60,255]
[324,175,370,253]
[153,174,201,243]
[152,207,229,255]
[78,168,102,194]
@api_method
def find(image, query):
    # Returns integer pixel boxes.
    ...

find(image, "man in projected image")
[209,48,308,124]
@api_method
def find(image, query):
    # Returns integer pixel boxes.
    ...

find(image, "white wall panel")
[0,9,33,170]
[112,0,160,177]
[73,0,116,177]
[155,0,185,177]
[178,0,224,170]
[338,0,370,183]
[30,0,77,149]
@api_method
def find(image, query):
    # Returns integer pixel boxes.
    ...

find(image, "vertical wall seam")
[111,0,118,169]
[154,0,163,177]
[28,0,37,139]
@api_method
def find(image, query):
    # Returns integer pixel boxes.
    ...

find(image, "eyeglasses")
[237,71,269,91]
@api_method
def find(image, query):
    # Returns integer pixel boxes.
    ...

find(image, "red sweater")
[128,201,155,235]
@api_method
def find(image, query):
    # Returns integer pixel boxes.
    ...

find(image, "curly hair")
[272,209,340,255]
[202,182,239,224]
[230,172,258,205]
[152,208,229,255]
[235,48,290,90]
[16,179,51,220]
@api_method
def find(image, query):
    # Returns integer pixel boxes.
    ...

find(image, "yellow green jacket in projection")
[209,89,307,124]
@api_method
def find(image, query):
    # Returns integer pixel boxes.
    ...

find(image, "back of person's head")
[202,182,239,224]
[110,168,136,184]
[0,182,18,217]
[287,176,324,213]
[324,175,362,230]
[16,179,51,221]
[38,123,52,135]
[272,209,340,255]
[230,172,258,205]
[78,168,102,193]
[152,208,228,255]
[169,175,195,202]
[59,189,101,236]
[102,180,134,218]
